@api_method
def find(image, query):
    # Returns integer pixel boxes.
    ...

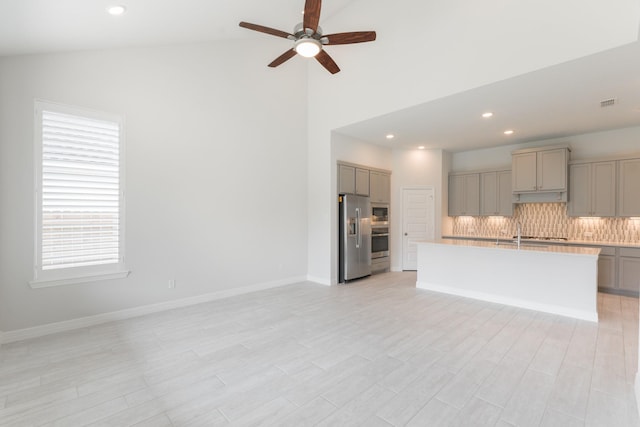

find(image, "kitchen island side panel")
[416,241,599,321]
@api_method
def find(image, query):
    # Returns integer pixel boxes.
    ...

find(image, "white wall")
[307,0,640,284]
[0,39,308,332]
[331,133,393,172]
[390,149,448,271]
[451,126,640,172]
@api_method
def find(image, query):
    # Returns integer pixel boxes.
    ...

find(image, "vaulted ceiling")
[0,0,353,56]
[3,0,640,152]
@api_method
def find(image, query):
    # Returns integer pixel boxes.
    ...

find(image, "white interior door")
[402,187,435,270]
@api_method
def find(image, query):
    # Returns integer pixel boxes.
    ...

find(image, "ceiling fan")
[239,0,376,74]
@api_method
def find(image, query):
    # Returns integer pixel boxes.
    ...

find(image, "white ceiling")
[0,0,354,56]
[335,40,640,152]
[3,0,640,153]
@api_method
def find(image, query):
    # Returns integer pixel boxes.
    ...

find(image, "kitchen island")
[416,239,600,321]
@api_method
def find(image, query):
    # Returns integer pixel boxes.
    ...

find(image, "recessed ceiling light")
[482,112,493,118]
[386,134,395,140]
[504,130,514,135]
[418,146,425,150]
[107,5,126,16]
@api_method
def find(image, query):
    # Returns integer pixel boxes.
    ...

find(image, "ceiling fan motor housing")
[293,23,324,40]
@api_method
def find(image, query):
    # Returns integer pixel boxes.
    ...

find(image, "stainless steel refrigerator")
[339,194,371,283]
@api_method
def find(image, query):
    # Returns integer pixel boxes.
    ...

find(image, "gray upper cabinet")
[512,152,537,192]
[338,162,391,199]
[537,148,568,191]
[568,161,616,217]
[497,171,514,216]
[449,173,480,216]
[338,164,356,194]
[618,158,640,217]
[480,171,513,216]
[339,164,370,196]
[355,168,370,196]
[370,171,391,203]
[512,146,569,194]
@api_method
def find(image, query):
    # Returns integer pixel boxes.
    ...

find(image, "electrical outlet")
[168,279,176,289]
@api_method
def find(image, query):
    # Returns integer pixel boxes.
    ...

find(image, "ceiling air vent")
[600,98,617,108]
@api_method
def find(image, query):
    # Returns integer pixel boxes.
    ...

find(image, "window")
[31,101,129,288]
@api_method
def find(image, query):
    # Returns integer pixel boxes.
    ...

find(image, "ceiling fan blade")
[303,0,322,33]
[268,49,297,68]
[315,49,340,74]
[239,22,293,39]
[324,31,377,45]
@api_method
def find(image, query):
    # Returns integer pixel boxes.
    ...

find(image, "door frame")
[401,186,435,271]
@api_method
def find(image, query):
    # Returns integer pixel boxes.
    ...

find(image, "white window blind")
[40,109,121,271]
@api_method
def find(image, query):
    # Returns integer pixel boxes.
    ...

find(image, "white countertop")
[442,235,640,249]
[428,238,601,257]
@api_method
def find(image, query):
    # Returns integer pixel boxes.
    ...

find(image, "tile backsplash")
[451,203,640,243]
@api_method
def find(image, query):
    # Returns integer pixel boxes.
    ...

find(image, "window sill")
[29,270,131,289]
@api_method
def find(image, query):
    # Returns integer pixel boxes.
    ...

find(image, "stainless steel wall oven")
[371,226,389,259]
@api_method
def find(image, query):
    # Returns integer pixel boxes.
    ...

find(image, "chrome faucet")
[516,221,522,249]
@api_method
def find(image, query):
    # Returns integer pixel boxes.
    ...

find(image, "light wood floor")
[0,272,638,426]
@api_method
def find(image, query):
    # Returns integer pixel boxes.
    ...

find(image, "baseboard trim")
[636,372,640,418]
[1,276,306,345]
[307,275,331,286]
[416,281,598,323]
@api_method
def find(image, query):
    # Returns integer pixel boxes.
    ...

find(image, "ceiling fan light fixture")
[294,38,321,57]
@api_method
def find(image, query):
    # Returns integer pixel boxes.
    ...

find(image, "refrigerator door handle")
[355,208,360,248]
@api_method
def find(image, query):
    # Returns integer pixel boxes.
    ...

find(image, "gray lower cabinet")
[593,246,640,297]
[597,247,617,291]
[618,247,640,294]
